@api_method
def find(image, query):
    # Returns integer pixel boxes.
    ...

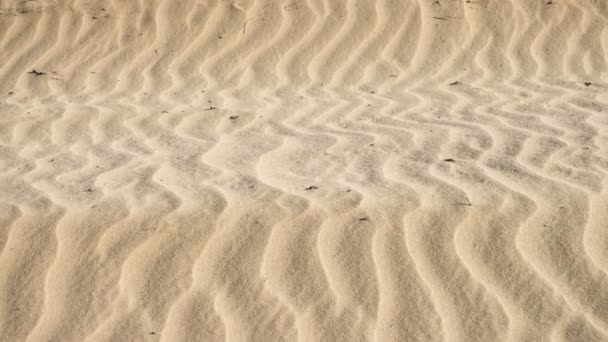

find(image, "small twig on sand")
[451,197,472,206]
[28,69,46,76]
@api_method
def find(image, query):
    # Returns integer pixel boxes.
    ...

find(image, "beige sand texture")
[1,0,608,341]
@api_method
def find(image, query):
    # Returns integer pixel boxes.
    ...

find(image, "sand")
[1,0,608,341]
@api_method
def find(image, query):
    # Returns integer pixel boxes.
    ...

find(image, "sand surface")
[1,0,608,341]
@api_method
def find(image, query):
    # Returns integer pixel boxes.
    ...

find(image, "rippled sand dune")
[1,0,608,341]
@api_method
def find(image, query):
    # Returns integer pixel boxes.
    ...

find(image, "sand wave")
[1,0,608,341]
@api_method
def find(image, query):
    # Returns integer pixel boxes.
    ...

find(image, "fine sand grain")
[1,0,608,341]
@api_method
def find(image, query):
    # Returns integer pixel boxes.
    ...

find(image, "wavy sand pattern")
[1,0,608,341]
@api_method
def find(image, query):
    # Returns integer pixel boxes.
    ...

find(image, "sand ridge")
[1,0,608,341]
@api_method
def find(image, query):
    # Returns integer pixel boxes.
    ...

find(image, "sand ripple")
[1,0,608,341]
